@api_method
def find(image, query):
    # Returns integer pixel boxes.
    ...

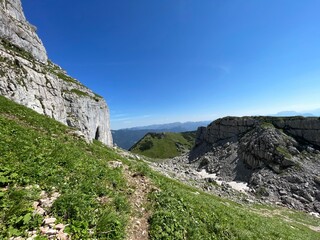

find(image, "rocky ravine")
[154,116,320,214]
[0,0,112,146]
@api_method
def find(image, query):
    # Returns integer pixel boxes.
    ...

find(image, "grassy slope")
[0,95,319,239]
[129,132,196,159]
[148,173,320,240]
[0,96,130,239]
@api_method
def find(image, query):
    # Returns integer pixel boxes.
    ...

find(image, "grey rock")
[314,202,320,213]
[197,116,320,150]
[315,191,320,201]
[290,184,301,192]
[195,127,207,146]
[55,223,65,230]
[43,217,56,225]
[278,189,287,196]
[307,146,315,153]
[237,125,297,170]
[281,157,297,167]
[297,190,314,202]
[0,0,112,146]
[188,116,320,213]
[205,177,216,183]
[35,207,45,216]
[46,229,58,235]
[285,175,304,184]
[0,0,47,63]
[281,196,302,208]
[292,194,309,204]
[288,146,300,155]
[250,174,262,186]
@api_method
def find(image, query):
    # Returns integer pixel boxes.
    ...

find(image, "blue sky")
[23,0,320,129]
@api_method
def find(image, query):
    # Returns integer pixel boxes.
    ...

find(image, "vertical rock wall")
[0,0,113,146]
[0,0,47,63]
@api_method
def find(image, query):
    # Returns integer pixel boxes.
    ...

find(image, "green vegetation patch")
[94,93,103,99]
[147,172,320,240]
[276,146,292,159]
[0,96,129,239]
[261,122,275,129]
[0,38,34,62]
[283,211,320,228]
[44,61,83,87]
[62,89,102,102]
[55,72,80,85]
[70,89,91,97]
[129,131,196,159]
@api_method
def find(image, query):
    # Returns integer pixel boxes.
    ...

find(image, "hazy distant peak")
[125,121,211,131]
[271,111,315,117]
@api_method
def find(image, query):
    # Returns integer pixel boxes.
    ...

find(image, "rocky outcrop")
[238,125,300,171]
[271,117,320,147]
[189,116,320,214]
[201,117,256,144]
[0,0,112,146]
[0,0,47,63]
[197,116,320,148]
[193,116,320,171]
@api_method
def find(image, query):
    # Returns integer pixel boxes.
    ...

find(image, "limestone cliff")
[0,0,47,63]
[0,0,112,146]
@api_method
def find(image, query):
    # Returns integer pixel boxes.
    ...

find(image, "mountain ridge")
[112,121,210,149]
[271,111,316,117]
[126,121,211,131]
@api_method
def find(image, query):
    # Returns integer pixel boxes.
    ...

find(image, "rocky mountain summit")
[159,116,320,214]
[0,0,112,146]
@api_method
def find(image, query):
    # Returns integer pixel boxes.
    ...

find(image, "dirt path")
[123,165,152,240]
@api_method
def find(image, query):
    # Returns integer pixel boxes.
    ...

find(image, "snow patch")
[198,169,250,193]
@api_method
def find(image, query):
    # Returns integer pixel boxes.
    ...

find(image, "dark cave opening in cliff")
[95,126,100,140]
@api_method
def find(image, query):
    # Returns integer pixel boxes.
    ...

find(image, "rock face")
[189,116,320,213]
[0,0,47,63]
[199,116,320,148]
[0,0,112,146]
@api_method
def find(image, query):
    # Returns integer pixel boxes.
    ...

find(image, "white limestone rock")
[0,0,47,63]
[0,0,113,146]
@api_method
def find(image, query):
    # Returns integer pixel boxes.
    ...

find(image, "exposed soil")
[123,165,152,240]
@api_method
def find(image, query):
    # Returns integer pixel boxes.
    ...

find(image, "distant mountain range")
[112,110,320,150]
[271,110,320,117]
[112,121,210,150]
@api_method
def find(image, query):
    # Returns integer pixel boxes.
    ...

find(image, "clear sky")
[22,0,320,129]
